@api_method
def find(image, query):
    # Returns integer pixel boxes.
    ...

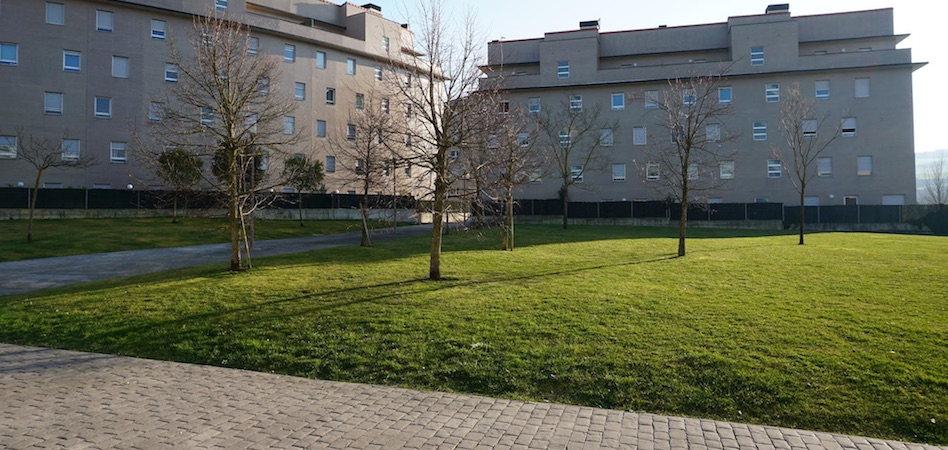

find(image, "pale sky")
[367,0,946,153]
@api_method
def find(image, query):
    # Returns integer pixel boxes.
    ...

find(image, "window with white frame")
[557,60,569,78]
[750,46,764,65]
[284,116,295,135]
[247,37,258,55]
[61,139,80,161]
[646,163,660,181]
[316,119,326,137]
[284,44,295,62]
[804,196,820,206]
[682,89,696,105]
[767,159,782,178]
[633,127,647,145]
[374,65,382,80]
[570,164,583,182]
[382,97,390,114]
[346,123,356,140]
[355,93,364,109]
[765,83,779,102]
[112,56,129,78]
[719,160,735,179]
[719,87,732,104]
[688,163,699,180]
[530,168,542,183]
[151,19,166,40]
[96,10,113,32]
[44,92,63,115]
[346,58,356,75]
[315,51,326,69]
[164,63,178,82]
[148,102,162,121]
[449,148,461,158]
[753,121,767,141]
[110,141,126,163]
[294,82,305,100]
[63,50,81,72]
[245,114,257,134]
[215,0,228,11]
[325,87,335,105]
[94,97,111,118]
[815,80,830,99]
[498,100,509,113]
[645,90,659,109]
[258,77,269,94]
[600,128,614,147]
[612,163,626,182]
[841,117,856,137]
[802,119,817,138]
[558,131,570,148]
[855,77,870,98]
[706,124,721,142]
[382,36,390,53]
[569,95,582,112]
[882,195,905,206]
[857,156,872,175]
[46,2,65,25]
[611,93,625,110]
[0,43,18,66]
[528,97,540,113]
[200,107,214,126]
[817,157,832,176]
[517,133,529,147]
[0,135,17,159]
[325,157,336,173]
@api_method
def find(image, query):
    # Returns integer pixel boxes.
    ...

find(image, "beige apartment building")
[0,0,421,194]
[483,5,925,205]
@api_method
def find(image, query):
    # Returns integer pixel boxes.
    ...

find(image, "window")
[517,133,529,147]
[750,46,764,65]
[61,139,80,161]
[570,164,583,182]
[215,0,228,11]
[355,93,364,109]
[294,82,305,100]
[258,77,269,94]
[557,60,569,78]
[765,83,779,102]
[382,36,390,53]
[857,156,873,176]
[200,107,214,126]
[882,195,905,206]
[767,159,782,178]
[815,80,829,99]
[405,163,412,177]
[110,141,126,163]
[706,124,721,142]
[44,183,63,189]
[855,78,870,98]
[148,102,162,121]
[44,92,63,115]
[381,98,390,114]
[645,90,659,109]
[708,197,723,204]
[498,100,509,113]
[284,116,295,135]
[754,197,769,203]
[325,156,336,172]
[804,196,820,206]
[611,93,625,110]
[164,63,178,82]
[96,10,113,32]
[112,56,129,78]
[646,163,660,181]
[284,44,295,62]
[316,120,326,137]
[528,97,540,114]
[247,37,258,55]
[688,163,698,180]
[93,183,111,189]
[151,20,167,39]
[244,114,258,134]
[569,95,582,112]
[449,148,461,158]
[46,2,64,25]
[0,43,17,66]
[315,51,326,69]
[94,97,111,118]
[530,168,542,183]
[558,131,570,148]
[600,128,614,147]
[844,196,858,206]
[753,122,767,141]
[325,88,335,105]
[817,157,832,176]
[612,163,626,182]
[374,65,383,80]
[719,87,732,104]
[682,89,696,105]
[486,135,499,149]
[0,135,17,159]
[842,117,856,137]
[347,123,356,140]
[633,127,647,146]
[346,58,356,75]
[64,50,81,72]
[719,161,735,179]
[802,119,817,138]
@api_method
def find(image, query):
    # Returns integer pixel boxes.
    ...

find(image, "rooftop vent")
[658,25,667,28]
[361,3,381,12]
[765,4,789,14]
[579,20,599,29]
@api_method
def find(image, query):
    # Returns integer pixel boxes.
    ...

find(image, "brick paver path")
[2,344,944,449]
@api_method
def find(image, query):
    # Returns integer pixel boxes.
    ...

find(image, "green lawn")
[0,218,390,262]
[1,226,945,443]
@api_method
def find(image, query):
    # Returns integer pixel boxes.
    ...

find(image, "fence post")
[744,203,749,221]
[857,205,861,224]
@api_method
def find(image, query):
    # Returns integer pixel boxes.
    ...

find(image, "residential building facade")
[0,0,423,195]
[482,5,925,205]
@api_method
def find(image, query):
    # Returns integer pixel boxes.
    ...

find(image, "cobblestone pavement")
[2,344,944,450]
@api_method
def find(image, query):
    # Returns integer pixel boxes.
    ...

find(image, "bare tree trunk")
[429,172,448,280]
[561,185,569,230]
[503,187,514,251]
[172,191,179,224]
[298,192,304,227]
[27,170,44,243]
[798,187,806,245]
[360,199,371,247]
[678,192,688,257]
[229,194,242,271]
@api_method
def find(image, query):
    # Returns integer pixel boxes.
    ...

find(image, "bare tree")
[646,70,736,256]
[8,127,94,242]
[488,107,545,250]
[150,12,302,271]
[536,96,614,229]
[922,151,947,208]
[773,82,841,245]
[282,154,324,227]
[156,147,204,223]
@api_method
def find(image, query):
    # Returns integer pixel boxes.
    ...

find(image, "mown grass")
[0,218,392,262]
[0,226,945,443]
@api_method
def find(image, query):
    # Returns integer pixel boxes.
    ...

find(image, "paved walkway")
[1,344,944,450]
[0,225,432,296]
